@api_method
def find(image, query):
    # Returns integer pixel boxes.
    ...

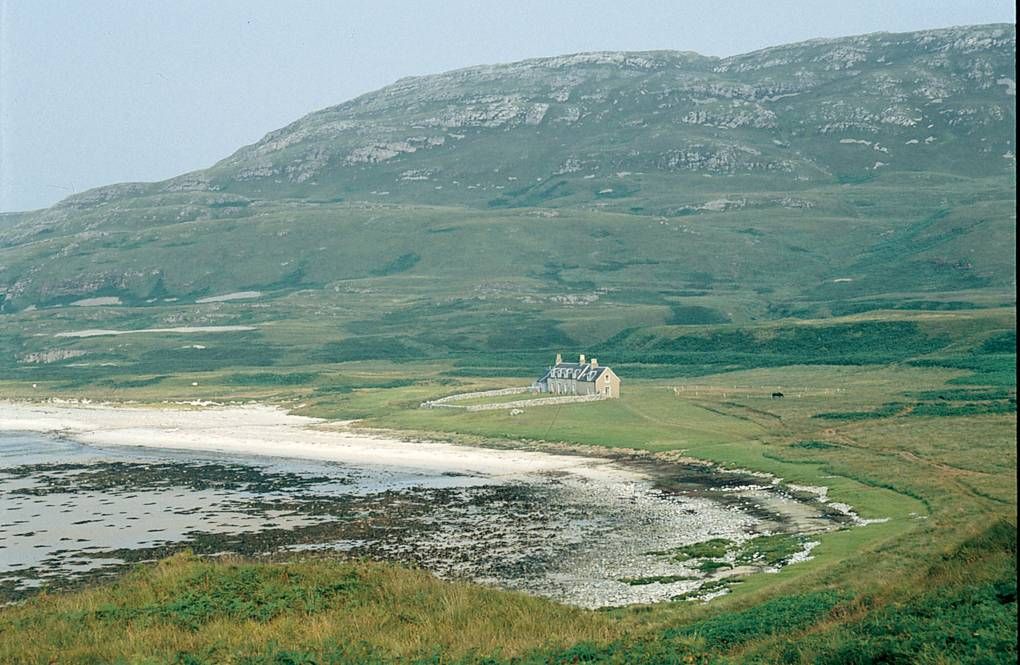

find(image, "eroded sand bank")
[0,401,639,480]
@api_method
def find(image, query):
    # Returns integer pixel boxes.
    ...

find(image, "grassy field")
[2,524,1010,665]
[0,307,1014,663]
[0,24,1014,662]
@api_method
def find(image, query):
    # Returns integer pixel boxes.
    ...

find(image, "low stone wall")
[420,387,605,411]
[422,386,533,408]
[465,394,606,411]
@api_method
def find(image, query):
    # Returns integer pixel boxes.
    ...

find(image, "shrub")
[80,565,360,631]
[810,580,1017,665]
[790,440,839,450]
[672,539,734,561]
[225,372,318,386]
[664,591,846,649]
[735,535,805,567]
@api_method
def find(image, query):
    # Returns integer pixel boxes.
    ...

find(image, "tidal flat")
[0,404,854,608]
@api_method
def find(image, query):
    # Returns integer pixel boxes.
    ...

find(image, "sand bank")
[0,401,636,480]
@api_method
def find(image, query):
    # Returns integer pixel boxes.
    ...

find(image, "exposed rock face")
[178,24,1013,198]
[5,24,1009,219]
[20,349,88,364]
[0,25,1013,311]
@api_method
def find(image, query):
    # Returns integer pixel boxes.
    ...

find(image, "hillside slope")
[0,24,1015,665]
[0,25,1014,373]
[17,23,1014,216]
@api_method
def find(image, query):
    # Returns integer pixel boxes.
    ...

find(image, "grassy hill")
[0,23,1015,665]
[0,27,1014,375]
[9,23,1011,217]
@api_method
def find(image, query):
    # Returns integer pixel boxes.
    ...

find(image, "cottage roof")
[539,362,610,384]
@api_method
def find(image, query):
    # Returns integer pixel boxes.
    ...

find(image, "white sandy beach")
[0,400,637,480]
[1,399,848,607]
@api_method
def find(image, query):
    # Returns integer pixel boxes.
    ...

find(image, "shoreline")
[1,398,861,607]
[0,398,865,534]
[0,400,645,482]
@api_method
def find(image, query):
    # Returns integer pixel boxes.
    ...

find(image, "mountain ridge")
[0,24,1013,338]
[30,22,1014,216]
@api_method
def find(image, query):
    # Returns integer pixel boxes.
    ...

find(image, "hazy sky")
[1,1,1015,212]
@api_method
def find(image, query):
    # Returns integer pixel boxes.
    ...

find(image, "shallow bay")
[1,423,841,608]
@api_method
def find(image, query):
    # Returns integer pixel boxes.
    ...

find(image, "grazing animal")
[771,391,785,399]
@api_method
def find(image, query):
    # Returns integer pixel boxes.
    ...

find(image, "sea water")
[0,431,834,607]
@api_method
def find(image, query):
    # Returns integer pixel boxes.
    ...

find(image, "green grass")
[618,574,699,586]
[0,305,1013,664]
[697,560,733,573]
[665,590,847,649]
[5,520,1009,664]
[0,553,620,664]
[225,371,320,386]
[668,539,735,561]
[0,23,1015,662]
[735,535,807,567]
[71,565,360,630]
[802,580,1017,665]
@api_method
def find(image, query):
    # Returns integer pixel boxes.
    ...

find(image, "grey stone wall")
[420,387,606,411]
[421,386,533,409]
[464,394,605,411]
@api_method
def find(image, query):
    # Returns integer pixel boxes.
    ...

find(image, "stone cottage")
[534,354,621,398]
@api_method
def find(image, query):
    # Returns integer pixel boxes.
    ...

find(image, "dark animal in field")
[771,392,785,399]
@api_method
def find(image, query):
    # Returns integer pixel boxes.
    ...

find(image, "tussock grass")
[8,521,1011,663]
[0,553,618,664]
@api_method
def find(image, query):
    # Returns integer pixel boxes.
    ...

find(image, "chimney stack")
[555,353,562,364]
[591,358,598,368]
[579,354,586,364]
